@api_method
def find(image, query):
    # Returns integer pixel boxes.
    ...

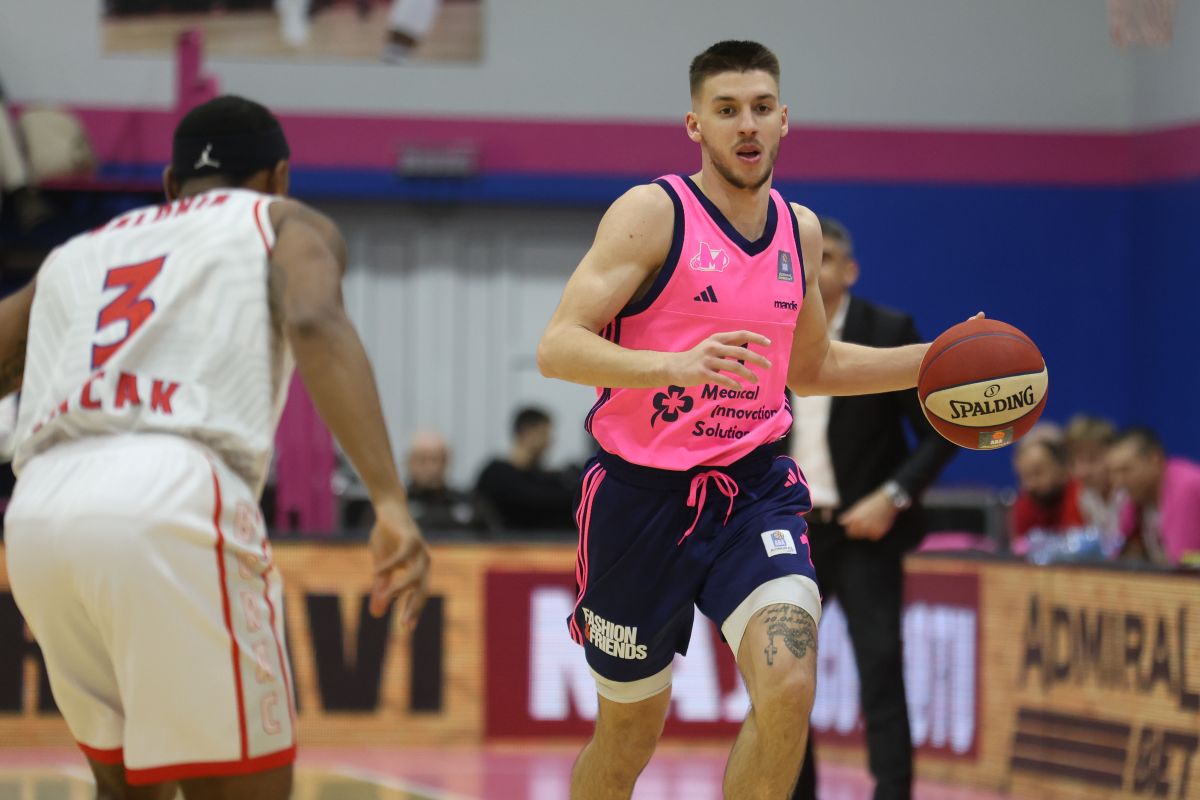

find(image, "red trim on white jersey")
[125,744,296,786]
[77,742,124,765]
[260,540,296,730]
[252,198,273,256]
[210,462,250,760]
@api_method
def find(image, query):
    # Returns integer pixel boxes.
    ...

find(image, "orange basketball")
[917,318,1048,450]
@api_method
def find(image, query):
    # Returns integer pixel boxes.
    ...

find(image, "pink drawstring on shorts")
[679,470,739,544]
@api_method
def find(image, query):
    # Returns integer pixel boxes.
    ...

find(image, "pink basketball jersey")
[587,174,806,470]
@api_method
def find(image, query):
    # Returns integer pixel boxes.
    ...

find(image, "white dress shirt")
[790,295,850,509]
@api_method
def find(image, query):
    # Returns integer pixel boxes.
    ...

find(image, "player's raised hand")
[667,330,772,390]
[367,497,431,626]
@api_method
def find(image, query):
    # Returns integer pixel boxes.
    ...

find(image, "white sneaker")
[381,41,413,64]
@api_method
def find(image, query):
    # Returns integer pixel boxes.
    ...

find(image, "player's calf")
[86,760,176,800]
[571,689,671,800]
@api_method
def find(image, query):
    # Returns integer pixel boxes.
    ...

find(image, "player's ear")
[269,160,290,197]
[685,111,702,143]
[780,104,789,138]
[162,165,180,201]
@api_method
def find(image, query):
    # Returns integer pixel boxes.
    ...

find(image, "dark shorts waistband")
[595,443,781,491]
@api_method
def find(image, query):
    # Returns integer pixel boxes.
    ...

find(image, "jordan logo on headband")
[194,144,221,171]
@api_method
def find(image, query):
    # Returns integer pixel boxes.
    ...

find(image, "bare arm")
[269,199,428,623]
[538,185,769,390]
[0,279,36,398]
[785,203,927,397]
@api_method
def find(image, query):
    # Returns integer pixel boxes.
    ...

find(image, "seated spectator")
[475,407,575,532]
[1010,432,1085,540]
[1064,413,1124,533]
[1108,426,1200,566]
[0,88,52,231]
[405,430,494,533]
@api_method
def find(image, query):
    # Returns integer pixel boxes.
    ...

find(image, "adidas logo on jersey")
[694,286,719,303]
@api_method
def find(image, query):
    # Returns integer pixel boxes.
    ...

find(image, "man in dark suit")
[791,217,957,800]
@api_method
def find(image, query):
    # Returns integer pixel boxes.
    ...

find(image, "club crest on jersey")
[650,385,693,427]
[690,242,730,273]
[777,251,794,282]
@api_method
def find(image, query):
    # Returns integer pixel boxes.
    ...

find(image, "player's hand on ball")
[368,497,431,626]
[669,330,772,390]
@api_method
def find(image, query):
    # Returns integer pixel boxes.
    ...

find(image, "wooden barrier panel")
[1,541,1196,800]
[0,541,574,748]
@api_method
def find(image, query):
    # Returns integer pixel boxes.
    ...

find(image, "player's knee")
[594,705,665,763]
[754,659,816,722]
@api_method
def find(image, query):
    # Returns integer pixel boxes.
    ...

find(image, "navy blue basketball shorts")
[567,444,821,703]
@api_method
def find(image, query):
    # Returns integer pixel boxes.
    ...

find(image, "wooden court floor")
[0,745,1014,799]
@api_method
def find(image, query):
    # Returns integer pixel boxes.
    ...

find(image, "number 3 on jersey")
[92,255,166,369]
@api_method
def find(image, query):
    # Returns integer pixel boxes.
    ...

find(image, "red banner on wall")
[483,567,981,757]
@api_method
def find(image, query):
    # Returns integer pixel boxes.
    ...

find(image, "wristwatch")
[882,481,912,511]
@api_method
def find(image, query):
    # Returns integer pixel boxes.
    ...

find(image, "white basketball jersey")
[13,188,293,495]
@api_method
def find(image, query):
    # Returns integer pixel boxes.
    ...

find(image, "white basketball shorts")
[5,433,295,784]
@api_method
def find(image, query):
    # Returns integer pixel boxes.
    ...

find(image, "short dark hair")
[1114,425,1164,457]
[171,95,289,185]
[689,40,780,98]
[819,216,854,255]
[1025,437,1069,466]
[513,406,552,437]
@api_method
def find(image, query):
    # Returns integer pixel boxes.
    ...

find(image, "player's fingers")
[717,361,759,384]
[714,330,771,347]
[373,536,422,575]
[711,344,771,370]
[399,572,432,629]
[369,569,417,619]
[368,574,394,618]
[705,369,742,390]
[379,562,427,608]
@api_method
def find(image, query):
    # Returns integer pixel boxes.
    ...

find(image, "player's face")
[688,70,788,191]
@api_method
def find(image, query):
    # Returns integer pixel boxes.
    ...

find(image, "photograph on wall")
[102,0,482,63]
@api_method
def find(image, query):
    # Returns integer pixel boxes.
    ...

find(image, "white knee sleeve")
[721,575,822,659]
[591,664,672,704]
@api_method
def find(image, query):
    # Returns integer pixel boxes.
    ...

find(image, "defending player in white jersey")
[0,95,429,800]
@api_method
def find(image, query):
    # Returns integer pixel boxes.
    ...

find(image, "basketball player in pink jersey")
[0,96,429,799]
[539,41,960,798]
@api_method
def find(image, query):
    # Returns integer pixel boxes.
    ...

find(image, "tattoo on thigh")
[758,604,816,667]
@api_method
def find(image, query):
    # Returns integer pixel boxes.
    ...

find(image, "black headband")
[171,126,290,179]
